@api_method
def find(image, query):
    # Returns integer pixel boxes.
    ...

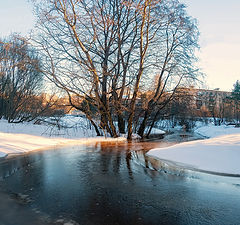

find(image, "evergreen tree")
[230,80,240,122]
[231,80,240,100]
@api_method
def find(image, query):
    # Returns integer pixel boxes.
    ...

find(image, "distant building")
[173,87,234,119]
[194,88,231,111]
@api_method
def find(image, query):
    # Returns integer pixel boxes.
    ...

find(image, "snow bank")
[0,116,96,138]
[0,132,67,157]
[121,133,141,140]
[0,132,126,158]
[120,128,165,139]
[148,132,240,175]
[0,119,126,158]
[195,124,240,138]
[148,128,165,135]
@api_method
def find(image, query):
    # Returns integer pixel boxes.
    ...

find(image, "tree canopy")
[0,34,44,122]
[33,0,200,138]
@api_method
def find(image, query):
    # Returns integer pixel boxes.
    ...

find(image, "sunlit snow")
[0,118,125,158]
[148,125,240,175]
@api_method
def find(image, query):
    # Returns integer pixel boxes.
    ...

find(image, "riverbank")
[148,124,240,175]
[0,118,125,158]
[2,117,240,175]
[0,117,167,158]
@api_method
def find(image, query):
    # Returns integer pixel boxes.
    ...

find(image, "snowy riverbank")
[148,124,240,175]
[0,116,167,158]
[1,117,240,175]
[0,118,125,158]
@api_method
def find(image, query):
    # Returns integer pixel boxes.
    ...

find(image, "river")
[0,132,240,225]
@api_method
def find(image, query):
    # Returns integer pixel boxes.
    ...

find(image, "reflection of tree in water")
[98,142,123,174]
[113,150,121,174]
[97,142,135,180]
[96,140,166,181]
[126,151,133,180]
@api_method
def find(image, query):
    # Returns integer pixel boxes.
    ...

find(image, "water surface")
[0,134,240,225]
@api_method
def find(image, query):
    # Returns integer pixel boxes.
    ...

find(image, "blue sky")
[0,0,240,91]
[0,0,34,36]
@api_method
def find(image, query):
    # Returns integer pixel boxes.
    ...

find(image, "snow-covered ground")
[148,124,240,175]
[0,117,125,158]
[0,116,97,138]
[195,123,240,138]
[147,127,165,135]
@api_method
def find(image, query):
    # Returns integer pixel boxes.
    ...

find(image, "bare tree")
[137,1,199,137]
[33,0,199,139]
[0,34,45,122]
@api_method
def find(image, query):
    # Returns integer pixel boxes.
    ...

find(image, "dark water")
[1,137,240,225]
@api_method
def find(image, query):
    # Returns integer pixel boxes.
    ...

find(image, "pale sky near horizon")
[0,0,240,92]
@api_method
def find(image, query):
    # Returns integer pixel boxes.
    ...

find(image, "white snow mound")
[148,133,240,175]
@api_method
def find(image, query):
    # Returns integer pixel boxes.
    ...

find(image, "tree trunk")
[137,109,150,138]
[100,112,113,137]
[146,109,160,138]
[118,114,125,134]
[87,115,101,136]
